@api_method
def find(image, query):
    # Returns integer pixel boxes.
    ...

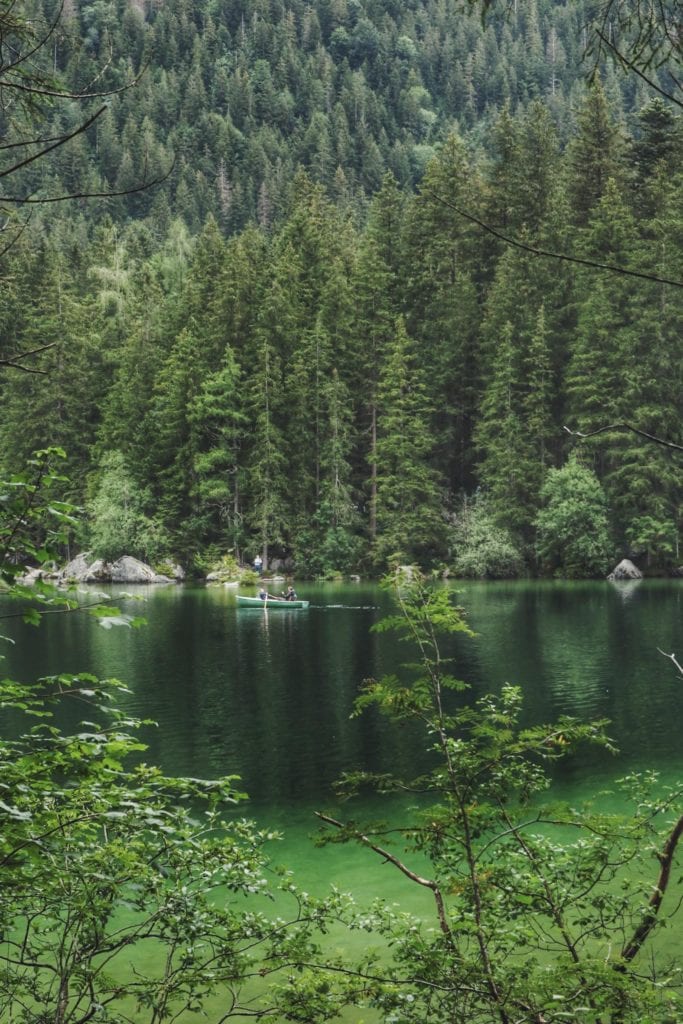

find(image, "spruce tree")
[374,316,445,567]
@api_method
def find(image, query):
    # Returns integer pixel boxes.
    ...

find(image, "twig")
[620,813,683,961]
[563,423,683,453]
[595,29,682,108]
[424,190,683,290]
[656,648,683,677]
[0,341,56,374]
[0,105,107,180]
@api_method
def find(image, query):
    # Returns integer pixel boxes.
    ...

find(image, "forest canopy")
[0,0,680,577]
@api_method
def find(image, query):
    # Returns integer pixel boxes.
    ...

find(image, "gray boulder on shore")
[61,553,173,584]
[607,559,643,581]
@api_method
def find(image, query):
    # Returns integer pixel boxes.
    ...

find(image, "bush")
[535,456,613,577]
[449,496,525,578]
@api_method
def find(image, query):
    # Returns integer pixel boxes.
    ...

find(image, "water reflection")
[609,579,643,602]
[1,580,682,809]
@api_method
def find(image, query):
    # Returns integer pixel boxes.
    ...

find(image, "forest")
[0,0,681,577]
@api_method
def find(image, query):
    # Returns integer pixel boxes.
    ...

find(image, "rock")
[60,553,173,584]
[61,552,94,581]
[19,567,53,584]
[110,556,172,584]
[670,566,683,578]
[82,559,110,582]
[269,557,295,573]
[607,559,643,581]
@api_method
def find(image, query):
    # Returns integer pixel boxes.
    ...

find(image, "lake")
[3,578,682,896]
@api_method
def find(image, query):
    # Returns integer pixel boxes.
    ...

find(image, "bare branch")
[0,105,107,180]
[315,811,452,936]
[563,423,683,452]
[656,648,683,677]
[424,190,683,290]
[1,1,65,76]
[0,156,175,205]
[0,61,149,102]
[0,212,30,257]
[0,349,55,373]
[595,29,683,108]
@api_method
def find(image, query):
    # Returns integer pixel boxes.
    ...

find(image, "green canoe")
[237,594,310,609]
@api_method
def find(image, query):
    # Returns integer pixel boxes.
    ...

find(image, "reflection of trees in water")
[7,581,683,808]
[459,581,683,784]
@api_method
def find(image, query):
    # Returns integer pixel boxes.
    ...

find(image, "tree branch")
[315,811,451,936]
[620,813,683,961]
[0,61,149,103]
[0,156,175,205]
[656,648,683,677]
[0,105,107,180]
[0,341,56,374]
[563,423,683,452]
[595,29,683,108]
[424,190,683,289]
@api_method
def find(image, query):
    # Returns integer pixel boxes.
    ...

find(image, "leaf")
[98,615,137,629]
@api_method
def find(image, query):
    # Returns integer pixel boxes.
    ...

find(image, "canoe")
[237,594,310,609]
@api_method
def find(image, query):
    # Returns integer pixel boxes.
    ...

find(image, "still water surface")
[3,579,683,898]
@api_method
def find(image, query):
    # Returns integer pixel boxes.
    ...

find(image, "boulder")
[60,553,173,584]
[19,567,54,584]
[61,552,94,582]
[607,559,643,581]
[110,556,172,584]
[269,557,295,573]
[82,559,110,583]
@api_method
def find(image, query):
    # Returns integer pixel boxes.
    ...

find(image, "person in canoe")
[284,586,297,601]
[259,586,288,602]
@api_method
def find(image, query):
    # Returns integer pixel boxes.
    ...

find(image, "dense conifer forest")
[1,0,681,576]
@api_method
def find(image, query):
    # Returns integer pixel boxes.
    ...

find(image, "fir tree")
[374,316,445,566]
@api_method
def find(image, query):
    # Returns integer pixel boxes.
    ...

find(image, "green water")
[2,578,683,1018]
[4,578,683,881]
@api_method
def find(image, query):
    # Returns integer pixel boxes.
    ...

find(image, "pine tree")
[474,321,535,543]
[567,80,625,226]
[374,316,445,567]
[188,349,246,557]
[350,175,404,542]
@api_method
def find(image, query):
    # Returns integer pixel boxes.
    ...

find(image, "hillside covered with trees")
[0,0,681,576]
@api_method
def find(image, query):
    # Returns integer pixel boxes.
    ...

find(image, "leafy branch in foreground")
[0,674,357,1023]
[317,569,683,1023]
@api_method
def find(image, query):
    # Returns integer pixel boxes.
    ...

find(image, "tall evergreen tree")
[403,133,483,496]
[374,316,444,566]
[566,80,625,226]
[350,174,404,542]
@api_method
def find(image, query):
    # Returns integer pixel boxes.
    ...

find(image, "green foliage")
[0,448,75,587]
[0,456,355,1022]
[449,494,525,578]
[626,514,678,567]
[0,3,681,576]
[535,456,614,577]
[319,571,683,1023]
[86,451,170,563]
[0,673,357,1023]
